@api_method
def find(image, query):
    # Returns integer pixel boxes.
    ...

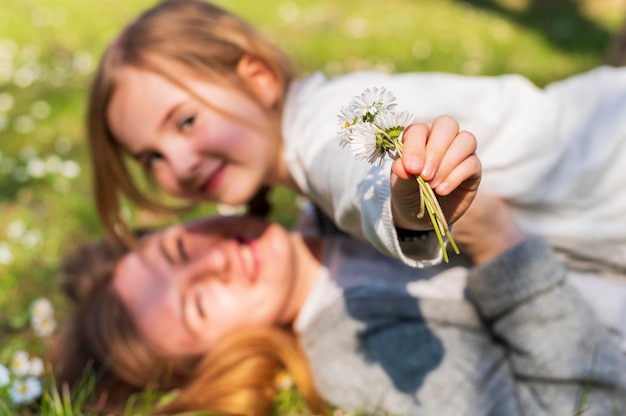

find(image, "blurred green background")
[0,0,625,409]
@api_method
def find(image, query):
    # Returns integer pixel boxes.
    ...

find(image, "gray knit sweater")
[295,236,626,415]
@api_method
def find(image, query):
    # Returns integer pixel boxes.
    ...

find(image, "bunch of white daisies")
[337,87,458,262]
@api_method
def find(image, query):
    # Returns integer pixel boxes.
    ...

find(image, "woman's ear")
[236,54,281,108]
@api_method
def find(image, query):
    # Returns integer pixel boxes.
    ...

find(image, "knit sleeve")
[467,236,626,414]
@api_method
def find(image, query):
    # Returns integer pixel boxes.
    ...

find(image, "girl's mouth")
[199,162,226,194]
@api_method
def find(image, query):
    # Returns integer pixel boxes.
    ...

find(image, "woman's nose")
[191,248,229,284]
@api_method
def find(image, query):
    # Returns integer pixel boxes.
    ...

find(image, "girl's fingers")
[399,116,478,192]
[398,122,429,176]
[433,154,482,196]
[429,129,478,189]
[420,116,460,180]
[402,116,460,180]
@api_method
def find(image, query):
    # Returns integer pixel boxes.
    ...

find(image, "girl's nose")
[163,140,201,181]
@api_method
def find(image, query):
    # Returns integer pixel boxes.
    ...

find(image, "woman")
[50,194,626,415]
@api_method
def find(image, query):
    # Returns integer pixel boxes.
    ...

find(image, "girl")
[89,0,626,275]
[50,194,626,415]
[88,0,480,267]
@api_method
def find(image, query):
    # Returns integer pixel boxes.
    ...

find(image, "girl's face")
[106,59,286,206]
[113,216,302,357]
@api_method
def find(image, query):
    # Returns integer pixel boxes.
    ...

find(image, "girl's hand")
[390,115,482,231]
[452,192,527,265]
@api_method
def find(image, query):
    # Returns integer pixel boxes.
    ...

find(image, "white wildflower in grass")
[0,364,9,387]
[30,297,53,319]
[22,229,42,249]
[30,297,56,337]
[0,242,13,265]
[31,314,56,337]
[27,357,43,378]
[61,159,80,178]
[10,351,30,377]
[6,219,25,240]
[45,154,62,173]
[337,87,459,262]
[9,376,42,404]
[26,157,45,178]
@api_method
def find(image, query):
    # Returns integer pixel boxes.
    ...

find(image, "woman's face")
[113,215,300,357]
[106,59,285,206]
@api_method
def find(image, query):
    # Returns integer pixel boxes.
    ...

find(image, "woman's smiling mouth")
[237,236,259,283]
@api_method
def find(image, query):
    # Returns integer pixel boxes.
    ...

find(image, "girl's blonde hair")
[50,234,325,415]
[88,0,293,246]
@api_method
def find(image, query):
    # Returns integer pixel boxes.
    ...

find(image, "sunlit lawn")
[1,0,625,413]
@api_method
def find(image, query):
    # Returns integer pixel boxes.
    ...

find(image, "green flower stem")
[417,174,461,256]
[416,174,448,230]
[421,185,449,263]
[395,138,459,262]
[416,175,459,262]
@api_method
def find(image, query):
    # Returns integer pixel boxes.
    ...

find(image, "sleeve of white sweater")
[283,67,626,271]
[283,72,445,267]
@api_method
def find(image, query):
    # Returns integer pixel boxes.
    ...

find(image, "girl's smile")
[106,60,289,206]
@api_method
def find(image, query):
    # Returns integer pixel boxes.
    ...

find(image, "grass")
[0,0,625,413]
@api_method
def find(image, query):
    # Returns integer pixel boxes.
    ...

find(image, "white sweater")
[282,66,626,274]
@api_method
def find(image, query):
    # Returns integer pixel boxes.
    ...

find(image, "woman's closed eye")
[177,237,189,262]
[195,291,206,319]
[158,235,187,265]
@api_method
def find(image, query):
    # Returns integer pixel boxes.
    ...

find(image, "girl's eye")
[177,115,195,132]
[141,151,164,169]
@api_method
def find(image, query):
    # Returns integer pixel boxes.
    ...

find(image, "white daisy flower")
[0,242,13,266]
[30,297,53,320]
[337,106,358,149]
[61,160,80,178]
[28,356,44,377]
[6,220,26,241]
[9,376,42,404]
[31,314,57,337]
[10,351,31,377]
[349,87,397,121]
[337,105,357,128]
[0,363,10,387]
[375,109,415,132]
[337,126,351,150]
[348,123,388,166]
